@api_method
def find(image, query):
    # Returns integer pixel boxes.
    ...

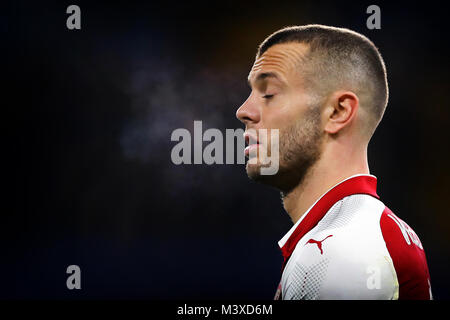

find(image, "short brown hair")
[258,25,389,136]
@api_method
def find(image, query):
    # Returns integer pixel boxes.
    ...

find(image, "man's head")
[236,25,388,193]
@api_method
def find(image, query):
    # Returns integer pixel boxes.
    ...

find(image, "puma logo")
[305,235,333,254]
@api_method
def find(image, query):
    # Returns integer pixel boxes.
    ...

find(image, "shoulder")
[283,195,432,300]
[379,207,432,299]
[284,195,398,299]
[313,223,399,299]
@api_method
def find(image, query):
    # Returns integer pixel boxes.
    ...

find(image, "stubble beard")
[246,105,323,195]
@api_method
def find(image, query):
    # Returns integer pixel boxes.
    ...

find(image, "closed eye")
[263,94,274,99]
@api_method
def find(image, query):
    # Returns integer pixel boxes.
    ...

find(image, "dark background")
[3,0,449,299]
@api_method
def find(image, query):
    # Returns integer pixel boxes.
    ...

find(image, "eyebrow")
[247,72,284,87]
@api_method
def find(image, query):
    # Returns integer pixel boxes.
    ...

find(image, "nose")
[236,94,260,125]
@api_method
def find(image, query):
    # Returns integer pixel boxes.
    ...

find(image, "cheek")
[263,96,305,131]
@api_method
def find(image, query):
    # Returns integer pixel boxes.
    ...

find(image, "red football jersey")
[275,175,432,300]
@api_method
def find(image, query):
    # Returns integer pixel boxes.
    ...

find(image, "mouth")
[244,131,260,158]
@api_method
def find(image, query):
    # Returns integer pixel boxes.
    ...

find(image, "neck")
[282,142,370,224]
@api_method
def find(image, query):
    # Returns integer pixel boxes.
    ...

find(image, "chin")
[246,160,311,194]
[246,162,261,180]
[246,162,283,187]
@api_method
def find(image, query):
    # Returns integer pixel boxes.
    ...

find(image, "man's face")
[236,42,324,192]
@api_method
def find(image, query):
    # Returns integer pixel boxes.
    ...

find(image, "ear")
[324,91,359,134]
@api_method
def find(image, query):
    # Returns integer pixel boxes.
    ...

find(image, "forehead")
[248,42,309,84]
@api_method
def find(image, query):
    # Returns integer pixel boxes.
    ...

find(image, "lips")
[244,131,259,144]
[244,131,260,157]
